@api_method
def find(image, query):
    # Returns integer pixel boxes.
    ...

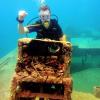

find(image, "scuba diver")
[16,4,67,42]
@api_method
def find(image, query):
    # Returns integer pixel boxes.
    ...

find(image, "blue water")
[0,0,100,57]
[0,0,100,93]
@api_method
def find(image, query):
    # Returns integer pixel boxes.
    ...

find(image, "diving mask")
[40,11,50,28]
[40,15,50,22]
[39,9,50,22]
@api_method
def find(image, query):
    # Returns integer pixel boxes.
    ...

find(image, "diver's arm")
[17,10,29,34]
[59,34,67,41]
[54,20,67,42]
[18,23,29,34]
[60,34,68,47]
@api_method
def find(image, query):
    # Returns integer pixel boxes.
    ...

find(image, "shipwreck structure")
[11,38,72,100]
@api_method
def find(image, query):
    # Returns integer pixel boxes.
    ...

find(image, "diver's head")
[39,5,51,28]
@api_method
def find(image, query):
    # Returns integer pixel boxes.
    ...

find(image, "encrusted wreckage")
[11,38,73,100]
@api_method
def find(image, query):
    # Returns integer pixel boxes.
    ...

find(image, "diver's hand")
[18,10,28,21]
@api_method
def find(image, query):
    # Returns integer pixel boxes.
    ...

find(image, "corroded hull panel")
[11,38,72,100]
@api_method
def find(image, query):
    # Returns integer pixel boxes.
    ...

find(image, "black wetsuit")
[27,19,63,40]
